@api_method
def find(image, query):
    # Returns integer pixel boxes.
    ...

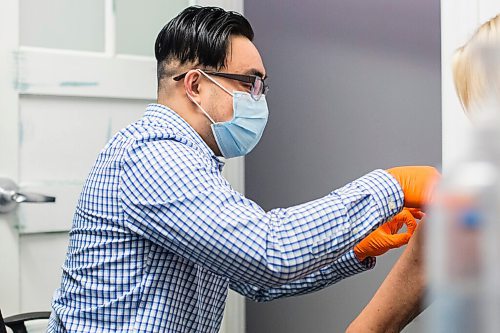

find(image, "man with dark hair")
[48,6,438,332]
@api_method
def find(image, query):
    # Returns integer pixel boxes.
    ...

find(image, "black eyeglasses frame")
[173,70,269,100]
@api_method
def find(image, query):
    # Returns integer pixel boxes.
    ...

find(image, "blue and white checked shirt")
[48,104,403,333]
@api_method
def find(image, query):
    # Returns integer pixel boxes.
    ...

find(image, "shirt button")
[388,200,396,210]
[353,227,360,234]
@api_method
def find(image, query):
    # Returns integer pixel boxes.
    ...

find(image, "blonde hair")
[452,14,500,113]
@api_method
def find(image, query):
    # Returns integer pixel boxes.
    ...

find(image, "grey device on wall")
[244,1,441,333]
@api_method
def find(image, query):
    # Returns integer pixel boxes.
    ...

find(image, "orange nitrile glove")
[387,166,441,210]
[406,207,425,220]
[354,209,417,262]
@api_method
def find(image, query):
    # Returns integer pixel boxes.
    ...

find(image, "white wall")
[441,0,500,171]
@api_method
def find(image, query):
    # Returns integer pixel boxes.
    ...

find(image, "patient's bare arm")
[345,220,427,333]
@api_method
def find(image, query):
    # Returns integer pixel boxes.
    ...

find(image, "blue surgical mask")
[188,70,269,158]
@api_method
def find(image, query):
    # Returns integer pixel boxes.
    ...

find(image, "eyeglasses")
[173,70,269,101]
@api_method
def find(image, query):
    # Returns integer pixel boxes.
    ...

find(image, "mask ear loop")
[185,69,234,125]
[185,91,217,124]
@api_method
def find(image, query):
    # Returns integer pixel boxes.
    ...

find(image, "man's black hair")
[155,6,254,83]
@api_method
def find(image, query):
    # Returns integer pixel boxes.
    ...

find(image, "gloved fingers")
[384,209,417,235]
[406,207,425,220]
[387,232,412,248]
[406,217,417,235]
[385,218,403,234]
[354,229,383,261]
[378,221,393,234]
[354,245,368,262]
[354,226,412,261]
[385,210,413,234]
[398,209,418,235]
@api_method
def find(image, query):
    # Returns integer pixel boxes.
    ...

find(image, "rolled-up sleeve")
[119,139,403,289]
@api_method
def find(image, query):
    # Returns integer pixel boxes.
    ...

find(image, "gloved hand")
[387,166,440,209]
[354,209,417,262]
[406,207,425,220]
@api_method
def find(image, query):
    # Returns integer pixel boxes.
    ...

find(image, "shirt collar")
[144,103,225,168]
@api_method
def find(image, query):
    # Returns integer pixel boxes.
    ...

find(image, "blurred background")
[0,0,498,332]
[244,1,440,333]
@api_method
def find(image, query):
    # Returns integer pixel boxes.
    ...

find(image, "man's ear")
[184,70,202,104]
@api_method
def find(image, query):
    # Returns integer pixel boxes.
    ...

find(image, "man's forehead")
[227,36,266,77]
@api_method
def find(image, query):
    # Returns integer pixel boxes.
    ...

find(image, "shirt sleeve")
[119,139,403,288]
[229,250,375,302]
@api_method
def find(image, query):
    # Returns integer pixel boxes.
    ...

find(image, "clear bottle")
[427,45,500,333]
[426,140,499,333]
